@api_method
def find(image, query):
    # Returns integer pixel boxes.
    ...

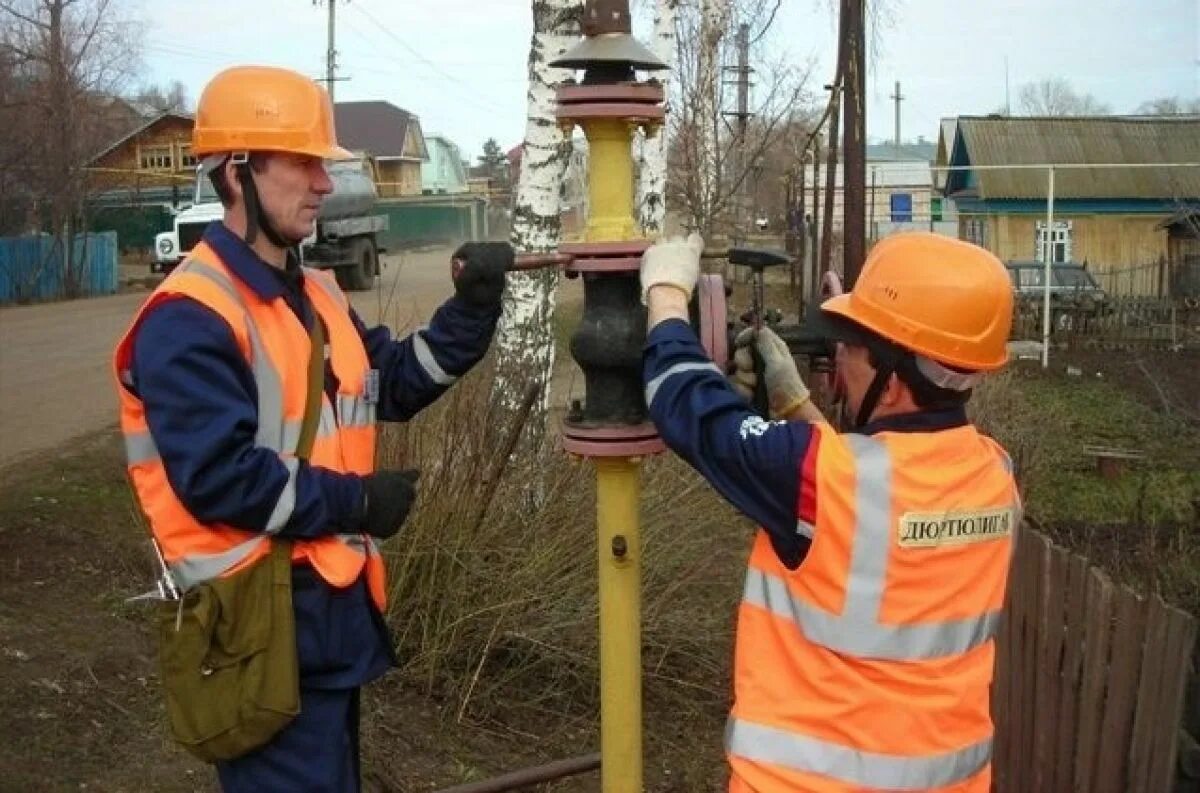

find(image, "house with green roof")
[939,115,1200,296]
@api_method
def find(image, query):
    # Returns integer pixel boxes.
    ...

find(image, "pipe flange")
[557,83,665,105]
[557,104,666,124]
[561,421,666,458]
[566,257,643,274]
[555,83,666,126]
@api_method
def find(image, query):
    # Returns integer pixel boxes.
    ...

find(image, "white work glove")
[732,327,810,418]
[640,232,704,303]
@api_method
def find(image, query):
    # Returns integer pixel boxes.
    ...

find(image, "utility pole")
[842,0,866,288]
[819,83,841,284]
[795,156,806,303]
[723,23,753,241]
[811,133,822,301]
[890,80,904,149]
[1005,56,1011,115]
[313,0,340,101]
[326,0,337,102]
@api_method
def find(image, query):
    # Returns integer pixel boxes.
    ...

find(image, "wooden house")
[942,116,1200,296]
[87,112,197,204]
[333,101,428,197]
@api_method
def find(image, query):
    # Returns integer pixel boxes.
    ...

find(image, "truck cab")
[152,170,222,275]
[153,157,387,292]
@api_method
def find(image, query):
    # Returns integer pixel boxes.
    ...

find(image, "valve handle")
[728,247,790,270]
[508,252,576,271]
[750,344,771,418]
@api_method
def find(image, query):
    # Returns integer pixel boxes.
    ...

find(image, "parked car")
[1004,260,1108,332]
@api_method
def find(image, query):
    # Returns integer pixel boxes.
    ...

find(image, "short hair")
[207,153,270,208]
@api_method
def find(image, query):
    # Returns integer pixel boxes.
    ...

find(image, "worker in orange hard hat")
[191,64,355,249]
[115,65,512,792]
[640,231,1020,792]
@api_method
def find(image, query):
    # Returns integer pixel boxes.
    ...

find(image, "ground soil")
[2,263,1195,791]
[0,432,634,793]
[1056,347,1200,427]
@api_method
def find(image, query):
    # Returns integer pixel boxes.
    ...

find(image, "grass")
[972,364,1200,614]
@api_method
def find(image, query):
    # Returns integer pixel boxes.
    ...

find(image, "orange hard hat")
[820,232,1013,371]
[192,65,353,160]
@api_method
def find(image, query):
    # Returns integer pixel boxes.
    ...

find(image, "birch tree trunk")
[695,0,730,238]
[635,0,679,236]
[493,0,584,436]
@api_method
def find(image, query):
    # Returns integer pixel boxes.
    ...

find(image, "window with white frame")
[1035,220,1073,264]
[178,144,197,170]
[139,145,173,171]
[963,217,988,247]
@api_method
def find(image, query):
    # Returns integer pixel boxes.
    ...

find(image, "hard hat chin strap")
[854,353,896,430]
[235,159,300,250]
[852,343,980,429]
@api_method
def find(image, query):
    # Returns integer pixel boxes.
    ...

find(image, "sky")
[138,0,1200,163]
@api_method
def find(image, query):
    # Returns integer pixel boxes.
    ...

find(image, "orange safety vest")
[727,423,1021,793]
[113,241,388,609]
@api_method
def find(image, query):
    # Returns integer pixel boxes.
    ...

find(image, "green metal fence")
[377,199,488,250]
[83,197,490,256]
[88,205,174,252]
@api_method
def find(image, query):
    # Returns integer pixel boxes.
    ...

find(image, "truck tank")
[318,158,378,221]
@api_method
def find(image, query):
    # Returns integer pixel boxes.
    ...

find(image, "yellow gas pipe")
[581,116,646,793]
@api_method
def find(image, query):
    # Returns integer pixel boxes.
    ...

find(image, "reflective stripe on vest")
[304,267,376,430]
[176,259,295,453]
[119,252,377,593]
[744,433,1008,661]
[726,718,992,791]
[727,429,1018,791]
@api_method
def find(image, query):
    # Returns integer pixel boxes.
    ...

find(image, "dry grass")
[373,364,743,787]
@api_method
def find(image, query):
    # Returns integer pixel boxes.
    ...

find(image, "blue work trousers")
[216,686,361,793]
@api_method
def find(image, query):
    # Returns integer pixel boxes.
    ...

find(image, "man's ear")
[223,159,244,204]
[879,371,907,408]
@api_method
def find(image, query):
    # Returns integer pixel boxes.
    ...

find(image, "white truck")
[153,157,388,291]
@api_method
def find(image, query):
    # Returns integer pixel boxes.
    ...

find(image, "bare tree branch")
[747,0,781,46]
[666,0,819,237]
[0,0,143,295]
[0,1,48,30]
[1016,78,1111,116]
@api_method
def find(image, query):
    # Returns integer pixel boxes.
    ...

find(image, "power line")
[143,43,244,65]
[346,2,512,115]
[338,15,512,118]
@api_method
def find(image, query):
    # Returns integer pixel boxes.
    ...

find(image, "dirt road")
[0,248,459,469]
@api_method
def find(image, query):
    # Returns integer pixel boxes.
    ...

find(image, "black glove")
[362,469,420,540]
[451,242,512,308]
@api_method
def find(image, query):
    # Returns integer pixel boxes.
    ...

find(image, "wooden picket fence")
[1011,297,1200,350]
[992,529,1198,793]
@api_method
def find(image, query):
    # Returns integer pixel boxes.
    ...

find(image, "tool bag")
[156,537,298,762]
[156,307,327,762]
